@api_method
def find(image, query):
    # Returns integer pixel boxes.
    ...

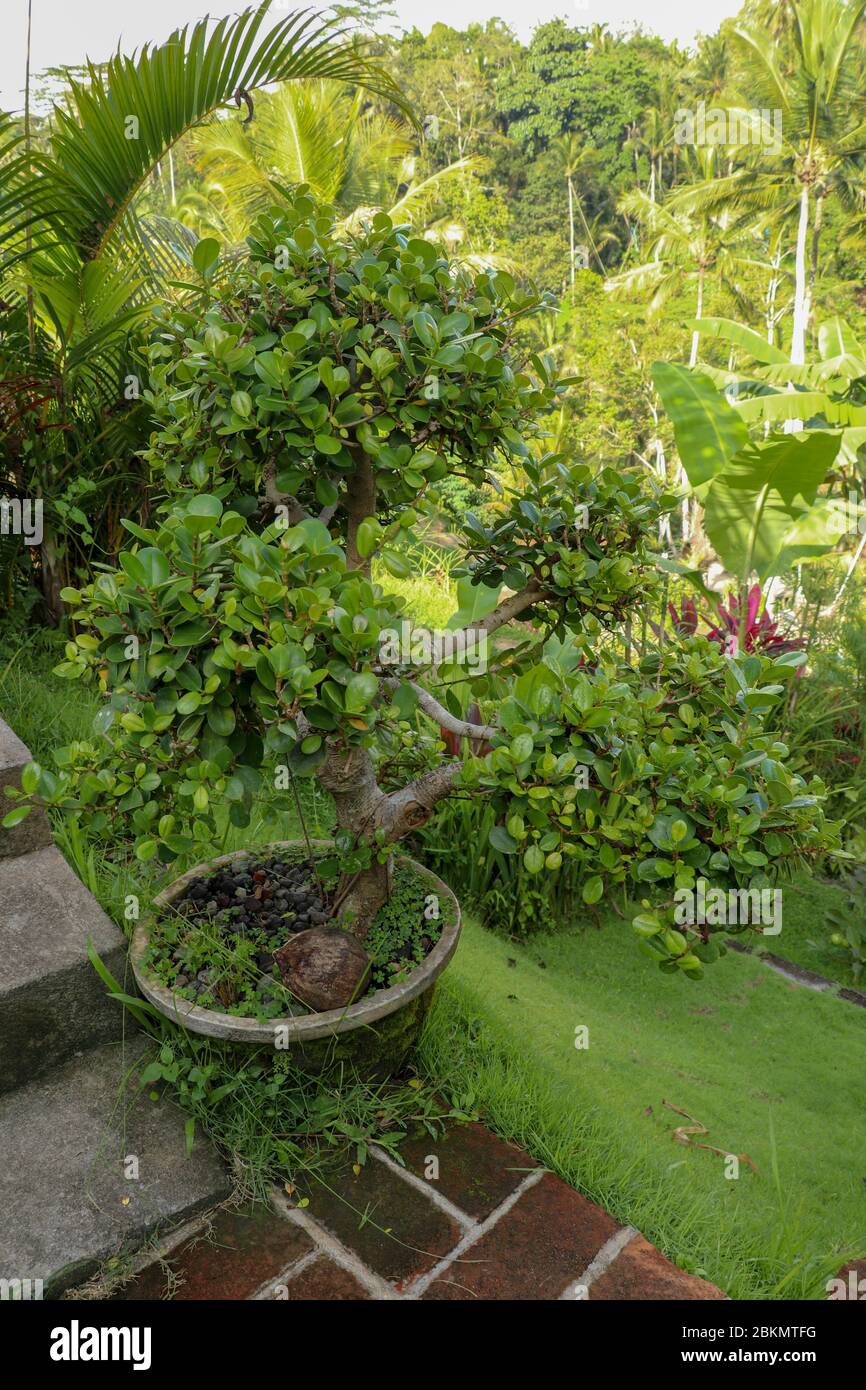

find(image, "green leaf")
[691,317,788,364]
[703,432,841,583]
[510,733,534,763]
[315,432,343,456]
[345,672,378,712]
[652,362,749,496]
[185,494,223,534]
[489,825,519,854]
[355,517,381,559]
[818,316,864,364]
[654,557,720,606]
[315,476,339,507]
[21,761,41,795]
[633,912,662,937]
[523,845,544,874]
[734,391,861,426]
[412,310,439,349]
[119,552,146,586]
[136,547,170,588]
[392,683,418,720]
[192,237,220,278]
[381,550,413,579]
[582,875,604,905]
[446,577,501,631]
[206,705,236,736]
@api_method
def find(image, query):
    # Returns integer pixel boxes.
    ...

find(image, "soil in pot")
[142,849,449,1022]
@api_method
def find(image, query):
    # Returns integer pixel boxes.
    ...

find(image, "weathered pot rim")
[131,839,461,1044]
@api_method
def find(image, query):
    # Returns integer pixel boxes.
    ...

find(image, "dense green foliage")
[4,193,839,975]
[4,4,866,1293]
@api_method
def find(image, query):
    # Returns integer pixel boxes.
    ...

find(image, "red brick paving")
[589,1234,727,1301]
[420,1172,620,1301]
[296,1156,463,1286]
[276,1256,372,1300]
[396,1119,538,1220]
[101,1123,729,1301]
[113,1203,312,1300]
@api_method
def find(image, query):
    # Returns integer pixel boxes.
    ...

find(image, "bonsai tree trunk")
[317,742,391,937]
[316,740,461,939]
[313,588,541,936]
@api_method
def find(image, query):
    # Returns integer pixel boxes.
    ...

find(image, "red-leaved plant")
[663,585,803,660]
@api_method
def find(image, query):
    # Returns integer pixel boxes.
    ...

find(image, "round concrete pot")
[131,840,461,1077]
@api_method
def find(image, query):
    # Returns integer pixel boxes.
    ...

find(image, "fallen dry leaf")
[662,1099,758,1172]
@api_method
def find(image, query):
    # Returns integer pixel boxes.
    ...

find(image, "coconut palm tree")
[4,5,409,272]
[608,152,755,368]
[181,81,409,238]
[674,0,866,365]
[550,136,607,293]
[178,79,475,244]
[635,106,673,203]
[691,31,731,100]
[738,0,866,363]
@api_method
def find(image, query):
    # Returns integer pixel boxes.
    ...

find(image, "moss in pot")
[142,847,450,1019]
[131,842,459,1074]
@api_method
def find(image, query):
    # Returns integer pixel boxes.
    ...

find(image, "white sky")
[2,0,743,113]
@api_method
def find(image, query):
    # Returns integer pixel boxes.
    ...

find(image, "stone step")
[0,715,52,861]
[0,1036,230,1297]
[0,844,129,1092]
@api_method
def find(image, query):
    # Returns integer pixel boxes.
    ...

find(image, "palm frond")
[386,157,484,226]
[35,3,416,265]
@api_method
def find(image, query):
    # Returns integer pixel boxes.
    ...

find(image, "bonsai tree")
[5,190,839,979]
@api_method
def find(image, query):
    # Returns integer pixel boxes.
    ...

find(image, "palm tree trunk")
[24,0,35,357]
[567,176,575,298]
[766,246,781,345]
[791,181,810,366]
[689,264,705,369]
[805,191,824,346]
[40,529,64,625]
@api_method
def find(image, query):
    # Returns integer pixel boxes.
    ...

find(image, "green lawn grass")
[419,911,866,1299]
[4,637,864,1300]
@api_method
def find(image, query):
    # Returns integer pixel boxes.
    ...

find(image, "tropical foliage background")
[3,0,866,1300]
[6,0,866,922]
[6,0,866,951]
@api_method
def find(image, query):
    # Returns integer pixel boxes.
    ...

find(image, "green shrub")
[3,189,840,978]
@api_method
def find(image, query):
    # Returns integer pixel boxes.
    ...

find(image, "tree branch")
[262,458,308,523]
[408,684,498,741]
[456,577,548,639]
[376,762,462,843]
